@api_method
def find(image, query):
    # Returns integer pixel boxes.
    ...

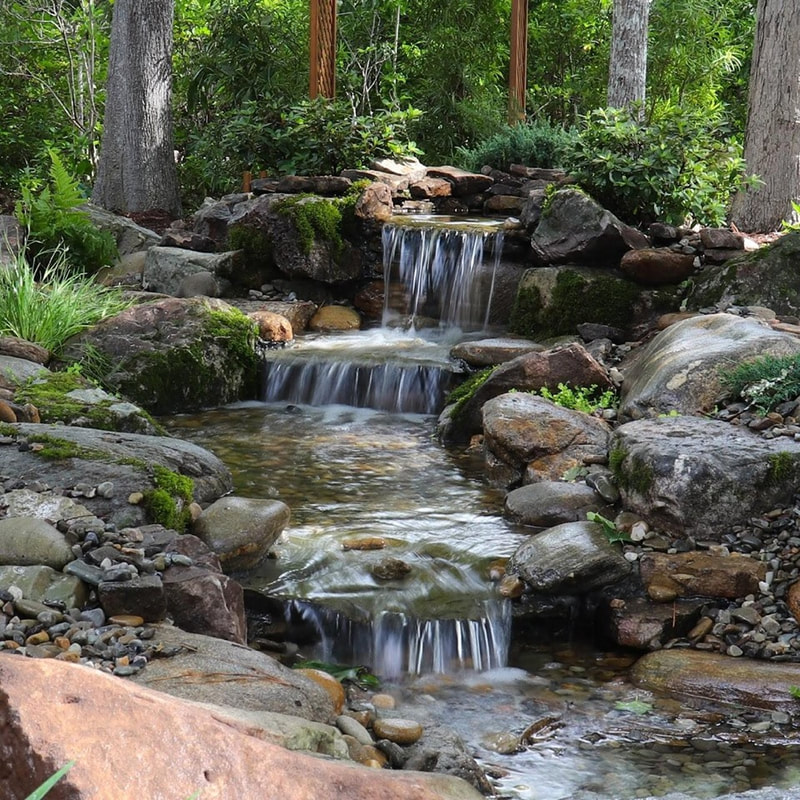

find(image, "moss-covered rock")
[509,266,642,338]
[58,297,260,416]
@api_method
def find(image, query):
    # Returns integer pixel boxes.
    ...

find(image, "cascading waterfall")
[381,220,505,332]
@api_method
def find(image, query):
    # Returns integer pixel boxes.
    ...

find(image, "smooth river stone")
[372,718,423,745]
[296,669,345,716]
[336,714,374,746]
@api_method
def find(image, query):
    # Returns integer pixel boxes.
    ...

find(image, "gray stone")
[611,416,800,539]
[508,520,631,593]
[81,203,161,255]
[0,355,49,386]
[504,481,609,528]
[0,518,73,569]
[336,714,374,745]
[143,246,240,296]
[619,313,800,420]
[0,565,87,609]
[449,338,545,368]
[176,270,223,298]
[1,489,93,524]
[97,574,167,621]
[193,496,291,572]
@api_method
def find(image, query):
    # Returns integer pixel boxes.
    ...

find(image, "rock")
[373,718,424,745]
[0,214,24,267]
[619,248,696,286]
[610,416,800,539]
[619,313,800,419]
[0,337,49,365]
[354,182,394,222]
[81,203,161,255]
[238,299,317,333]
[0,518,74,569]
[0,656,483,800]
[337,714,375,745]
[97,574,167,622]
[447,342,609,442]
[176,269,223,298]
[249,310,294,343]
[353,281,385,319]
[142,246,237,296]
[426,166,493,196]
[309,305,362,332]
[508,520,631,593]
[482,393,611,490]
[0,354,49,386]
[510,266,643,340]
[787,581,800,625]
[410,177,453,199]
[57,296,259,415]
[297,669,346,716]
[0,565,87,609]
[159,229,217,253]
[504,481,609,527]
[449,338,545,368]
[341,168,410,192]
[484,195,525,213]
[275,175,353,196]
[639,552,766,601]
[605,597,705,650]
[576,322,626,344]
[371,558,412,581]
[631,649,800,713]
[191,195,240,246]
[193,496,291,572]
[700,227,745,250]
[371,156,428,182]
[0,400,16,422]
[530,188,649,266]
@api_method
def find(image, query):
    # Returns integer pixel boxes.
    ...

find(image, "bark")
[92,0,181,217]
[607,0,650,112]
[730,0,800,233]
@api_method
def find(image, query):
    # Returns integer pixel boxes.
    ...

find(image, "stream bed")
[165,401,800,800]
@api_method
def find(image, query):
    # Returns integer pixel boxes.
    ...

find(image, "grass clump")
[0,247,131,353]
[533,383,617,414]
[719,353,800,414]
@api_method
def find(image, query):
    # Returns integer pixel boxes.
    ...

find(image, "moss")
[608,446,626,481]
[768,451,796,483]
[143,464,194,532]
[275,195,346,258]
[509,282,543,337]
[0,426,144,466]
[228,225,274,268]
[618,456,654,495]
[447,366,498,420]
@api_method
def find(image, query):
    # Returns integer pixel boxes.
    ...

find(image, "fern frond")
[47,149,85,212]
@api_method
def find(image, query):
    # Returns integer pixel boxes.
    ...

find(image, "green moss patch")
[446,366,498,421]
[143,464,194,532]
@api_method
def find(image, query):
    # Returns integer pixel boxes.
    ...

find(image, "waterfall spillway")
[381,220,505,332]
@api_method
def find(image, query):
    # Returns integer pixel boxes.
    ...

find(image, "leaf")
[586,511,631,544]
[615,699,652,715]
[789,685,800,699]
[26,761,76,800]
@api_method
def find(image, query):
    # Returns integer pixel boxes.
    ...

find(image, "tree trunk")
[730,0,800,233]
[92,0,181,217]
[607,0,650,112]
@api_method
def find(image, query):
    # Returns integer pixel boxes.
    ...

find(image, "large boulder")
[58,296,260,415]
[0,655,483,800]
[0,518,74,569]
[619,313,800,420]
[530,188,649,266]
[507,520,631,593]
[142,246,241,296]
[482,393,612,490]
[509,266,644,339]
[81,203,160,255]
[610,416,800,540]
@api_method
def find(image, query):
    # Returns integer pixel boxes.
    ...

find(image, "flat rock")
[620,248,696,286]
[0,564,87,609]
[631,649,800,712]
[449,338,545,368]
[605,597,704,650]
[0,655,483,800]
[504,481,609,528]
[425,166,493,196]
[143,246,239,296]
[508,520,631,593]
[610,416,800,539]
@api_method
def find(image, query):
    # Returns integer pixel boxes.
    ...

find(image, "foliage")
[0,245,130,353]
[587,511,631,544]
[144,465,194,533]
[455,119,576,172]
[565,104,754,226]
[532,382,617,414]
[26,761,76,800]
[719,353,800,414]
[789,685,800,700]
[15,150,117,274]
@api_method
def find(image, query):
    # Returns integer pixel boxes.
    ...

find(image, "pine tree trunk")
[92,0,181,217]
[730,0,800,233]
[607,0,650,112]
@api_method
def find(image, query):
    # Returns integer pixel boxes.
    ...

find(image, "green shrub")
[719,353,800,414]
[456,119,576,172]
[0,247,131,353]
[533,382,617,414]
[15,149,118,274]
[565,104,755,226]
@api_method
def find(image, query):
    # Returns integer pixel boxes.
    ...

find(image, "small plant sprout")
[586,511,632,544]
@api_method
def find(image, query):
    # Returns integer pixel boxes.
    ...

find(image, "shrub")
[719,353,800,414]
[0,246,131,353]
[532,382,617,414]
[15,149,118,275]
[565,104,756,226]
[455,119,576,172]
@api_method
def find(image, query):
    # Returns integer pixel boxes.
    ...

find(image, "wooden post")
[310,0,337,99]
[509,0,528,124]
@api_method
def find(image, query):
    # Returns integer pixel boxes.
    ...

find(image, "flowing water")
[163,217,800,798]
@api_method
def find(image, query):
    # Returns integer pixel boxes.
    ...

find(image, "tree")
[730,0,800,232]
[92,0,181,217]
[607,0,650,111]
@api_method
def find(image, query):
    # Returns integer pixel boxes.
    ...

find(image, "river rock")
[507,520,631,593]
[410,176,453,199]
[605,597,705,650]
[297,669,346,716]
[630,649,800,713]
[276,175,353,196]
[373,718,424,745]
[0,656,484,800]
[619,248,696,286]
[618,313,800,419]
[610,416,800,539]
[248,309,294,342]
[482,393,612,490]
[426,166,493,196]
[449,338,545,368]
[193,496,291,572]
[142,246,239,296]
[0,565,87,609]
[57,296,260,415]
[0,354,48,386]
[0,518,74,569]
[309,305,362,331]
[355,182,394,221]
[530,188,649,266]
[503,481,609,528]
[639,551,766,601]
[0,337,49,365]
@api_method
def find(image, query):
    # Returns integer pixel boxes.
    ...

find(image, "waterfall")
[381,221,505,332]
[287,598,511,679]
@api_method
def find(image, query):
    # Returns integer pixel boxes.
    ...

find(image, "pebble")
[371,718,424,745]
[336,714,374,746]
